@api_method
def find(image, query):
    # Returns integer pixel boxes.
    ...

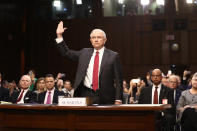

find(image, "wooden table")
[0,104,171,131]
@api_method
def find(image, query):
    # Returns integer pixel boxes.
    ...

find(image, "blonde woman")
[34,77,46,102]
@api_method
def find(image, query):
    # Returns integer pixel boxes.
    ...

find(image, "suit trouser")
[81,86,100,104]
[181,107,197,131]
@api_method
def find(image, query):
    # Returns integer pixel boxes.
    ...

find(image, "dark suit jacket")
[56,41,123,104]
[139,84,175,116]
[9,89,36,104]
[37,89,65,104]
[0,86,9,102]
[174,88,182,106]
[138,84,174,105]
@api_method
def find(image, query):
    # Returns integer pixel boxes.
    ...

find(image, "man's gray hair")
[192,72,197,79]
[21,75,31,82]
[90,29,106,39]
[169,75,178,82]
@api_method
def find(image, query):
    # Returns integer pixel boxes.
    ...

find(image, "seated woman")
[177,72,197,131]
[34,77,46,102]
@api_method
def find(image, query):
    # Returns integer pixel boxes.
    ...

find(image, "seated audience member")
[182,70,191,86]
[181,70,192,90]
[168,75,182,106]
[10,75,36,104]
[128,79,144,104]
[162,76,169,87]
[177,72,197,131]
[55,73,65,83]
[8,81,18,96]
[135,79,146,102]
[138,69,175,131]
[0,84,9,102]
[145,70,152,87]
[128,79,138,103]
[38,74,65,104]
[122,79,129,104]
[28,69,37,91]
[176,75,186,91]
[34,77,46,101]
[123,79,129,93]
[56,79,64,91]
[62,80,74,97]
[2,80,9,89]
[34,77,46,94]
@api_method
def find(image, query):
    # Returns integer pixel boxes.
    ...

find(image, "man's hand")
[56,21,67,38]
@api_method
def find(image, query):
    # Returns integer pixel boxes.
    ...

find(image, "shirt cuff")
[55,37,63,44]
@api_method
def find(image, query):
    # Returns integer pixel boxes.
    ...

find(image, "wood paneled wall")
[1,15,197,82]
[24,16,197,82]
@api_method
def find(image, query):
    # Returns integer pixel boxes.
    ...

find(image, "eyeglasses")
[169,81,177,84]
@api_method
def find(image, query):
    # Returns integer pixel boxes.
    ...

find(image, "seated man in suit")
[38,74,65,104]
[10,75,36,104]
[0,73,9,102]
[138,69,175,131]
[62,80,74,97]
[0,85,9,102]
[168,75,182,106]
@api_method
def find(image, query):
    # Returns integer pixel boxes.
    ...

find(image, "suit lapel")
[42,92,47,103]
[99,48,108,76]
[159,85,165,104]
[83,49,94,74]
[148,86,153,103]
[53,89,57,103]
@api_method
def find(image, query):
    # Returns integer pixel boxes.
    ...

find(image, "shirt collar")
[47,88,55,93]
[94,46,105,54]
[153,84,162,89]
[22,88,29,92]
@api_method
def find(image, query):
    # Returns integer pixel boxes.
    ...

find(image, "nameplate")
[58,97,89,106]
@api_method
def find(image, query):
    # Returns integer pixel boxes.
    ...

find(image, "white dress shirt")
[44,88,55,104]
[84,47,104,89]
[151,84,162,104]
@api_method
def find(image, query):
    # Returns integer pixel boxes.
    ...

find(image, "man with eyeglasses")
[138,69,175,131]
[55,21,123,105]
[10,75,36,104]
[168,75,182,106]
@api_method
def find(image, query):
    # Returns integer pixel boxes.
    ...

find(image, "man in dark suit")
[38,74,65,104]
[168,75,182,106]
[10,75,36,104]
[138,69,175,131]
[55,21,123,105]
[0,86,9,102]
[0,73,9,102]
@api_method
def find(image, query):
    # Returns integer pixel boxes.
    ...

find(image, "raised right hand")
[56,21,67,38]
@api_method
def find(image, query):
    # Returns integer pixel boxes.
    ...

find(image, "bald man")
[10,75,36,104]
[55,21,123,105]
[138,69,175,131]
